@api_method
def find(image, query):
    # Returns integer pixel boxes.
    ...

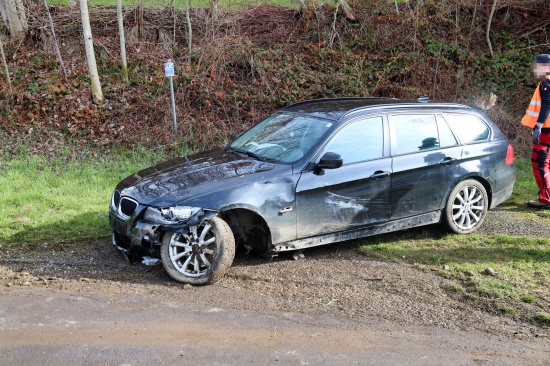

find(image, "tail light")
[505,143,514,165]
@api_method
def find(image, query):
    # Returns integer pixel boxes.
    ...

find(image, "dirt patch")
[1,210,548,342]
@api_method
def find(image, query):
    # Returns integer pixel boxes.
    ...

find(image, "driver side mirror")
[317,152,343,170]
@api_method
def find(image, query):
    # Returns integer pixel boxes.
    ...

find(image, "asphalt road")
[1,286,548,365]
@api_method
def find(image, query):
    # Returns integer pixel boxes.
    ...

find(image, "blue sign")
[164,59,174,77]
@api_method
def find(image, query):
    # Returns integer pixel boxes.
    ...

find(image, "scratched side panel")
[295,158,392,238]
[391,146,463,220]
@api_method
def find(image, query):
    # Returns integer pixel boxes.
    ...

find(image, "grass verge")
[500,155,550,218]
[358,158,550,325]
[0,145,171,245]
[360,229,550,325]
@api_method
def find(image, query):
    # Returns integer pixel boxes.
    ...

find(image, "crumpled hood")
[117,148,279,206]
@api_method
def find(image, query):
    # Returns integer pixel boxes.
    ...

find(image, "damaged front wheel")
[161,217,235,285]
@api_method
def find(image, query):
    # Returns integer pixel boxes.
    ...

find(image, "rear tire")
[161,217,235,285]
[443,179,488,234]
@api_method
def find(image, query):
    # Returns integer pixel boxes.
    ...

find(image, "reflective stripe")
[522,83,550,128]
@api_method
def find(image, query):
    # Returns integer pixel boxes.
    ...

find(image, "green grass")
[0,145,171,245]
[501,156,550,220]
[535,312,550,325]
[522,294,536,304]
[502,156,537,207]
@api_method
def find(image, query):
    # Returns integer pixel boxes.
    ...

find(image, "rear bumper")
[490,165,516,209]
[491,182,514,209]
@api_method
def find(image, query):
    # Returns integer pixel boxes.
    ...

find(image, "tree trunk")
[185,0,192,56]
[338,0,356,21]
[3,0,25,39]
[486,0,499,57]
[117,0,128,83]
[0,2,8,27]
[208,0,219,20]
[293,0,306,13]
[79,0,104,104]
[15,0,27,32]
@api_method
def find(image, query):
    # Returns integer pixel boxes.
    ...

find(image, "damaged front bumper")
[109,204,218,262]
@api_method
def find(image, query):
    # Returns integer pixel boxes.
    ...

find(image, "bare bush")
[1,1,548,154]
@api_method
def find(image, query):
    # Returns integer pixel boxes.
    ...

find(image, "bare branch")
[43,0,68,82]
[0,34,13,96]
[486,0,499,57]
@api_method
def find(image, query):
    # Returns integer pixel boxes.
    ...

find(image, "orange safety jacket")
[522,83,550,128]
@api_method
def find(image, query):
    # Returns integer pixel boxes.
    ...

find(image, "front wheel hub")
[167,222,217,278]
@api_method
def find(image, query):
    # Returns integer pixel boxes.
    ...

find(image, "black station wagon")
[110,97,516,285]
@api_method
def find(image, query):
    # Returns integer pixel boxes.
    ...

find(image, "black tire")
[161,217,235,285]
[443,179,488,234]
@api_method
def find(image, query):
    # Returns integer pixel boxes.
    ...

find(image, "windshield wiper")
[234,149,264,161]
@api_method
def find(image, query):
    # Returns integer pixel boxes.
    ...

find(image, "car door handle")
[279,206,293,214]
[439,157,457,165]
[370,170,390,178]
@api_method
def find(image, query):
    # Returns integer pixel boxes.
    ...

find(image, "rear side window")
[444,114,490,143]
[390,114,439,155]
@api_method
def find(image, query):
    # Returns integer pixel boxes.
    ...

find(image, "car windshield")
[228,113,334,164]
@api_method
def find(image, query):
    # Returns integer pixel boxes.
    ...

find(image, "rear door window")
[444,114,490,143]
[390,114,439,155]
[436,115,458,147]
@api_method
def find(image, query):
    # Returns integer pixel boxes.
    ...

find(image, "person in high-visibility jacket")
[522,54,550,208]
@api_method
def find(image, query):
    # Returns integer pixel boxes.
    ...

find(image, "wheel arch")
[219,208,273,254]
[444,175,493,210]
[461,175,493,208]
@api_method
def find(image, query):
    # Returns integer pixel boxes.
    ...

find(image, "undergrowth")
[1,1,548,155]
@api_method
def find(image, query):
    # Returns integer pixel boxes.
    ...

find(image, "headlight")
[144,206,202,223]
[161,206,202,221]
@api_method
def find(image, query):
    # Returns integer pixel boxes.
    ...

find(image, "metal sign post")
[164,59,177,132]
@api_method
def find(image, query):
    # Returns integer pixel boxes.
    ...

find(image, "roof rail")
[417,95,430,103]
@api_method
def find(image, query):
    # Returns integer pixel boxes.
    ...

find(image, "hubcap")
[451,186,485,230]
[168,222,217,278]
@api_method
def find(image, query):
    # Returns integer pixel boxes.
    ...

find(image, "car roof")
[279,97,475,121]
